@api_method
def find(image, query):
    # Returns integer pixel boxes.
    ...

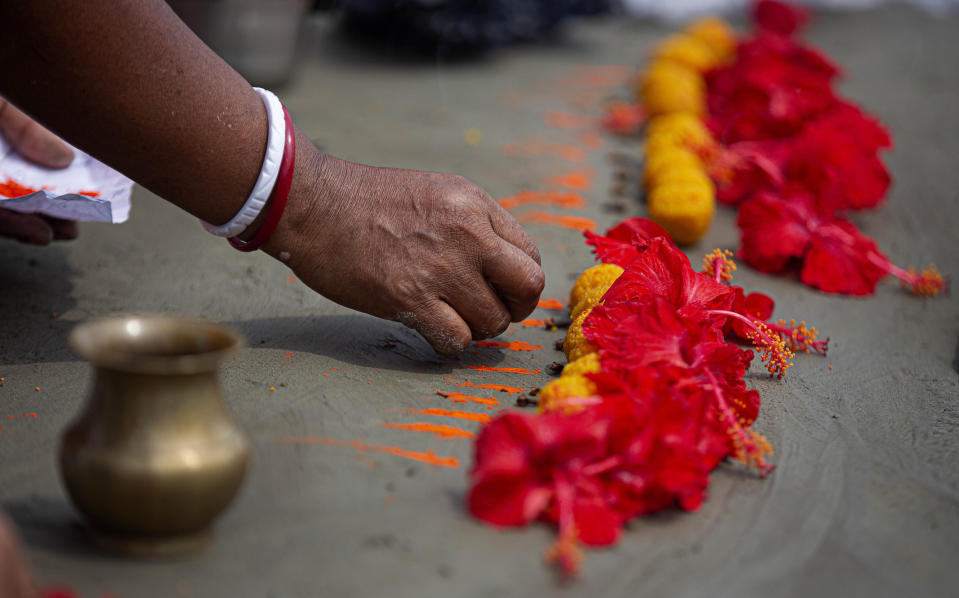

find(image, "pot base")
[88,526,212,557]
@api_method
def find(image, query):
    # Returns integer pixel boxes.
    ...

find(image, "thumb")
[0,99,74,169]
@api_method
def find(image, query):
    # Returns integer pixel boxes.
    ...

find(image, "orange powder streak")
[381,422,474,439]
[544,110,593,130]
[437,391,500,407]
[473,340,542,352]
[0,179,101,199]
[498,190,587,211]
[537,298,565,310]
[517,211,597,232]
[467,365,541,375]
[444,378,526,394]
[411,408,492,424]
[543,172,592,191]
[520,318,546,327]
[500,141,586,162]
[278,436,459,468]
[580,133,603,150]
[0,179,39,198]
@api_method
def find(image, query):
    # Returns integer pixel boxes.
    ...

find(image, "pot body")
[60,317,248,556]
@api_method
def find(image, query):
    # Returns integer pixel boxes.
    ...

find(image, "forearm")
[0,0,270,225]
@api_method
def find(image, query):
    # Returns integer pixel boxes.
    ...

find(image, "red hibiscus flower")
[468,410,621,577]
[584,217,673,267]
[738,191,946,296]
[598,237,736,317]
[753,0,809,37]
[785,102,892,213]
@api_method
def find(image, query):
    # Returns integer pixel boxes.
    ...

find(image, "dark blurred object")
[170,0,309,86]
[337,0,613,55]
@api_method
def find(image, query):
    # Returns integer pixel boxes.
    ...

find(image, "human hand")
[0,513,36,598]
[268,145,545,356]
[0,98,78,245]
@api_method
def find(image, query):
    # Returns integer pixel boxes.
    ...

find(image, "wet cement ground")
[1,5,957,597]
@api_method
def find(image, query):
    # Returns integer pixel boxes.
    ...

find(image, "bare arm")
[0,0,545,355]
[0,0,264,225]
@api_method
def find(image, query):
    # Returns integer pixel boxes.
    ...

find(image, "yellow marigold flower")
[643,146,704,187]
[563,307,597,362]
[645,112,714,150]
[651,164,714,191]
[561,353,601,378]
[647,181,715,246]
[641,80,705,116]
[538,374,598,414]
[569,264,624,315]
[684,17,737,62]
[637,60,702,98]
[652,33,721,72]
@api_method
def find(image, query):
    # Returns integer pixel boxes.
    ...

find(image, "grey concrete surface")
[1,6,958,597]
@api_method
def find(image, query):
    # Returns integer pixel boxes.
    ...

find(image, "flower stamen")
[866,252,949,297]
[546,473,583,579]
[704,370,774,476]
[702,248,737,283]
[766,318,829,355]
[711,310,795,378]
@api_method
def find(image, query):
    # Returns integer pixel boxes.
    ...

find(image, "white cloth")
[0,135,133,223]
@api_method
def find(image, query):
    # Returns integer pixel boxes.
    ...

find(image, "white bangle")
[202,87,286,238]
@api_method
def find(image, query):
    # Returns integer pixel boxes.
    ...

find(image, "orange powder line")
[581,132,604,150]
[537,298,565,310]
[277,436,459,468]
[473,340,542,352]
[520,318,546,328]
[543,171,592,191]
[410,408,492,424]
[544,110,594,130]
[516,211,597,232]
[382,422,475,439]
[443,378,526,394]
[499,141,586,163]
[497,190,587,211]
[436,391,500,406]
[467,365,541,375]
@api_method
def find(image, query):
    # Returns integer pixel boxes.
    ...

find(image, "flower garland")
[468,217,827,578]
[638,0,947,296]
[637,17,736,245]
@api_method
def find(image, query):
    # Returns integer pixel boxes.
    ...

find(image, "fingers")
[482,238,546,322]
[444,276,512,341]
[0,209,54,245]
[0,99,74,169]
[486,200,542,266]
[394,302,472,357]
[0,514,36,598]
[42,216,79,240]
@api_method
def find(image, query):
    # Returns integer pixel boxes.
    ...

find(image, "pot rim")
[69,315,244,375]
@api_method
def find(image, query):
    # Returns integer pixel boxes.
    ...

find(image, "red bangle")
[229,105,296,252]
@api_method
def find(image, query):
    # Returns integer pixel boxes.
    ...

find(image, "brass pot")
[60,316,249,556]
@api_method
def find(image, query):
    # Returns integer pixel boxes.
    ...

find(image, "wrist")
[261,128,328,260]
